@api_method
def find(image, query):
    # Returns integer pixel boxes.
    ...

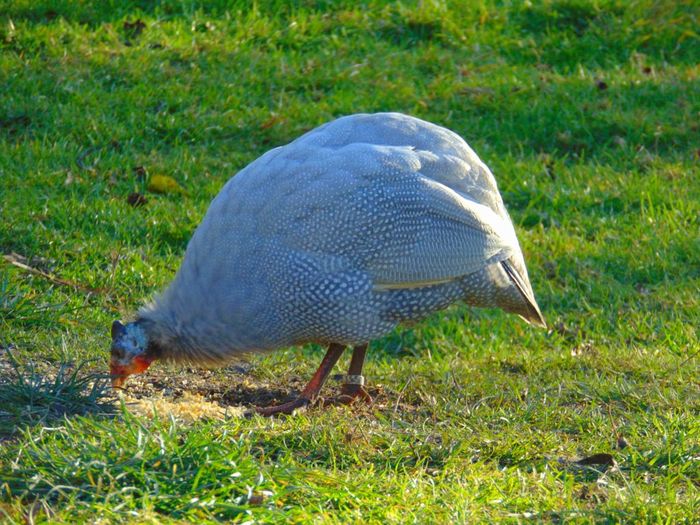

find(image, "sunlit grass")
[1,0,698,522]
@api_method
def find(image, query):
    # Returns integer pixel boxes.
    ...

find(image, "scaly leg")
[255,343,345,416]
[324,344,372,406]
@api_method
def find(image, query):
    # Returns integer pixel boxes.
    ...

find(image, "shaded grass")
[0,0,699,522]
[0,351,114,438]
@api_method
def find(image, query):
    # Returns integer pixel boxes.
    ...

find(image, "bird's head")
[110,320,155,388]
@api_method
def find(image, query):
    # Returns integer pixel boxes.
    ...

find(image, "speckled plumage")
[138,113,544,364]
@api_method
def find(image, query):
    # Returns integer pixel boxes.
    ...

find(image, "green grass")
[1,0,699,522]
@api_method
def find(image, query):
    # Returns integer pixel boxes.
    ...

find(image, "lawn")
[1,0,699,522]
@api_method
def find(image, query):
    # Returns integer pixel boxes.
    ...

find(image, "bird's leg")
[324,344,372,406]
[255,343,345,416]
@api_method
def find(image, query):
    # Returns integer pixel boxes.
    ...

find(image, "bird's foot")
[249,385,371,416]
[252,396,311,417]
[321,384,372,407]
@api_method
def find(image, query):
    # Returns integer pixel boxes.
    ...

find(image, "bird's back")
[289,112,510,217]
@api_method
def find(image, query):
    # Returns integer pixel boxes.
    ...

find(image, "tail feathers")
[501,259,546,328]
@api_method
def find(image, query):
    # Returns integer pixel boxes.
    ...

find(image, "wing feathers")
[501,259,546,327]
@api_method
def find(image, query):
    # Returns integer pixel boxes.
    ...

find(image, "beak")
[110,355,153,389]
[110,361,128,389]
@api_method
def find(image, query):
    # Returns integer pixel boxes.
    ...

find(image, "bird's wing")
[289,112,511,219]
[264,142,521,287]
[360,169,519,287]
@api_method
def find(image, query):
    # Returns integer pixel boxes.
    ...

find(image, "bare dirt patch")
[117,364,308,409]
[0,349,420,424]
[119,365,401,410]
[115,363,421,418]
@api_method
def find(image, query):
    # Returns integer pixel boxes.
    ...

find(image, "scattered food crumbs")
[120,391,244,422]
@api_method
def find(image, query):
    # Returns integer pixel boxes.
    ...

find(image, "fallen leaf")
[127,192,148,207]
[247,491,273,505]
[133,165,147,180]
[123,19,146,38]
[147,174,183,194]
[576,453,615,467]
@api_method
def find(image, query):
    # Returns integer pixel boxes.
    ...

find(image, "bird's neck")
[135,308,245,365]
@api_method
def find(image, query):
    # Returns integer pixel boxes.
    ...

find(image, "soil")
[0,348,421,423]
[119,364,396,412]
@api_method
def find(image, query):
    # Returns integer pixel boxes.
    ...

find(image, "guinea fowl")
[110,112,546,415]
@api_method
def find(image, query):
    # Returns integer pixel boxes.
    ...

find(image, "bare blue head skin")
[110,320,154,388]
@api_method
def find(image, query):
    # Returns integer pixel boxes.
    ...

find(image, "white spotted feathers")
[137,113,545,363]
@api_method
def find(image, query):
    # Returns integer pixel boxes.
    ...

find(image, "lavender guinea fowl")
[110,112,546,415]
